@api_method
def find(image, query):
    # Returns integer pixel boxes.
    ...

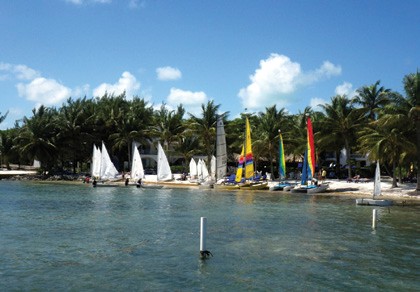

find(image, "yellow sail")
[235,146,244,182]
[244,117,254,179]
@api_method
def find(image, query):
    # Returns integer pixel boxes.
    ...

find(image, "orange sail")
[306,116,316,178]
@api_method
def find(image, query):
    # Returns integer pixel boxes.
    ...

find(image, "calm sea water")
[0,181,419,291]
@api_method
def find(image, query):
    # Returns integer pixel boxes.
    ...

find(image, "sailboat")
[290,116,328,193]
[131,142,145,182]
[92,142,120,187]
[130,142,164,189]
[216,115,227,183]
[355,161,393,206]
[157,142,173,182]
[189,158,198,182]
[270,130,293,191]
[236,117,268,190]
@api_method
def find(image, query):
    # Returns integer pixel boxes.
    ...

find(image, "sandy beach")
[1,170,419,204]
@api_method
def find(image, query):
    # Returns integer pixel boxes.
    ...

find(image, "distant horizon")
[1,0,419,130]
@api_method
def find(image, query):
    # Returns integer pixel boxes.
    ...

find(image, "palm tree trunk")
[345,140,352,179]
[391,158,398,188]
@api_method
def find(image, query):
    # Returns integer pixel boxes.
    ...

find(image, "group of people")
[124,177,143,187]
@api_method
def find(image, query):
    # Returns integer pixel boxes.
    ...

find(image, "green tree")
[189,100,223,168]
[254,105,288,178]
[14,106,60,170]
[405,71,420,191]
[318,95,366,179]
[353,80,391,120]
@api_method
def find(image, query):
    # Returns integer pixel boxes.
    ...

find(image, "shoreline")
[2,171,419,204]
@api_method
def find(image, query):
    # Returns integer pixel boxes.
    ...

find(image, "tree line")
[0,72,419,190]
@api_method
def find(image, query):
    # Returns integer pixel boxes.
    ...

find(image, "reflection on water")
[0,181,419,291]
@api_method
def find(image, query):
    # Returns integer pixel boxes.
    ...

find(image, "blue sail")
[301,150,308,185]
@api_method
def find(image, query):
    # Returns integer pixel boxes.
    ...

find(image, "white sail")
[373,161,381,198]
[197,159,203,180]
[210,155,216,181]
[216,115,227,180]
[100,142,119,180]
[157,142,172,181]
[131,143,144,180]
[201,159,209,181]
[91,145,101,178]
[189,158,197,179]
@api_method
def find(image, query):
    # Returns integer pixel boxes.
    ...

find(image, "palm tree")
[358,115,414,188]
[189,100,224,167]
[254,105,288,179]
[0,111,8,125]
[352,80,391,120]
[56,97,92,173]
[318,95,366,179]
[13,106,60,170]
[150,104,185,153]
[109,97,154,169]
[405,71,420,191]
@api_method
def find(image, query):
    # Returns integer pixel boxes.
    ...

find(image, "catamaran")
[290,116,328,193]
[270,130,293,191]
[235,117,268,190]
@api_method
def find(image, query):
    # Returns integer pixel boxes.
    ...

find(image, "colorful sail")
[301,149,308,185]
[278,132,286,179]
[244,117,254,179]
[306,116,316,178]
[235,146,245,182]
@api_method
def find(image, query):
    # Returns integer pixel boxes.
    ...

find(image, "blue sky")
[1,0,419,129]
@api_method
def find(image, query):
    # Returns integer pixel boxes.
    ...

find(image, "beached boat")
[356,161,393,206]
[131,142,145,183]
[136,183,164,189]
[270,130,293,191]
[290,116,328,194]
[234,117,267,190]
[157,142,173,182]
[92,142,120,187]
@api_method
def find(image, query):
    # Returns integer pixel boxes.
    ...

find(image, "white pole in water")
[372,209,377,229]
[200,217,207,252]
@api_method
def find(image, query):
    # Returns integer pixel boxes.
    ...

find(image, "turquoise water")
[0,181,419,291]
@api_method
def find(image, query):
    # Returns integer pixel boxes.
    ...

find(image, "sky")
[0,0,419,130]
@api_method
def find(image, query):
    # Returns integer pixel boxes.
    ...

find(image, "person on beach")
[92,179,97,187]
[321,168,326,182]
[125,178,129,186]
[136,178,142,188]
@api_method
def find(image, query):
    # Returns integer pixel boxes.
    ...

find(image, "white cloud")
[166,87,208,115]
[0,62,40,80]
[335,82,356,97]
[93,71,140,99]
[16,77,72,107]
[238,54,342,111]
[310,97,327,111]
[156,66,182,81]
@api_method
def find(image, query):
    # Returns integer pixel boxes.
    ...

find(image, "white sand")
[276,177,419,201]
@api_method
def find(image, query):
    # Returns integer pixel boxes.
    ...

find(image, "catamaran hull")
[355,198,393,206]
[270,183,293,191]
[215,184,240,190]
[290,184,328,194]
[93,183,119,188]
